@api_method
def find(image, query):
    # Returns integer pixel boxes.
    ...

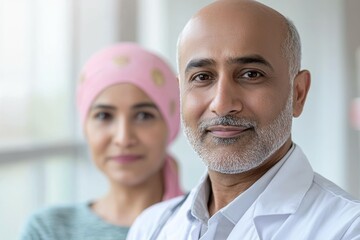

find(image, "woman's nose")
[113,119,138,147]
[209,76,243,117]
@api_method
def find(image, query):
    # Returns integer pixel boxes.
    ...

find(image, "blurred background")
[1,0,360,239]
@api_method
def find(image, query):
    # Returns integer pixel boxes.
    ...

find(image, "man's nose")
[113,119,138,147]
[209,76,243,117]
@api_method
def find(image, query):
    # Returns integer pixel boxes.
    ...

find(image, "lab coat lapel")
[228,146,314,239]
[254,146,313,216]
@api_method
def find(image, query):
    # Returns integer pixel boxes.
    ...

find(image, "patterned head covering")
[77,42,182,199]
[77,42,180,144]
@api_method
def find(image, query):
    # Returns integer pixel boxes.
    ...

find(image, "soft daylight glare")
[0,0,72,145]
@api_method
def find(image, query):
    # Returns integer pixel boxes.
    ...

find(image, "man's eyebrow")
[184,58,216,75]
[184,55,273,75]
[228,54,274,70]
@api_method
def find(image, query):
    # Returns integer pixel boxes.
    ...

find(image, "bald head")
[177,0,301,80]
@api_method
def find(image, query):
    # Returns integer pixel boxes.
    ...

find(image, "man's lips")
[108,155,142,164]
[206,125,251,138]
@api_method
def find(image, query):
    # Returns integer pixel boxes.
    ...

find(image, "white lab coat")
[127,145,360,240]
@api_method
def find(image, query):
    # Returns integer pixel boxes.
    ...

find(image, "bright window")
[0,0,75,239]
[0,0,73,146]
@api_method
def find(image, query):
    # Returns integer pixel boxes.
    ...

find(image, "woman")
[20,43,183,239]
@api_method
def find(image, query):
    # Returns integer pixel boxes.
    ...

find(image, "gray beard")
[182,93,293,174]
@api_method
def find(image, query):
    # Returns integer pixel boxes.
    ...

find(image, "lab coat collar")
[253,144,314,217]
[227,145,314,239]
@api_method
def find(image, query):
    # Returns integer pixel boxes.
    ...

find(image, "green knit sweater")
[19,202,129,240]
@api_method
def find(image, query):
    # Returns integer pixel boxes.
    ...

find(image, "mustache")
[198,115,257,132]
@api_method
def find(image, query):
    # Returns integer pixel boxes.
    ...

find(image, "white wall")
[344,0,360,196]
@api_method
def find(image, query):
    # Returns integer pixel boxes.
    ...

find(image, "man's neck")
[207,140,293,216]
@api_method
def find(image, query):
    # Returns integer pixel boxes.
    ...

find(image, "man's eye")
[192,73,212,81]
[94,112,112,121]
[242,71,263,79]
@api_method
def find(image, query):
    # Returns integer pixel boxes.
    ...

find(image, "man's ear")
[292,70,311,117]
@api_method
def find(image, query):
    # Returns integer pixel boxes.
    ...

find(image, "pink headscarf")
[77,42,183,200]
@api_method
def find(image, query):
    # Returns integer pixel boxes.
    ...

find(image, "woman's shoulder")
[31,202,89,222]
[19,202,91,239]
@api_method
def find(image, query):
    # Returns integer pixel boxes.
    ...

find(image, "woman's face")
[84,83,168,187]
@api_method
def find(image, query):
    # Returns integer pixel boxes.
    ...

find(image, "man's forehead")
[178,31,284,70]
[178,0,286,49]
[178,18,285,70]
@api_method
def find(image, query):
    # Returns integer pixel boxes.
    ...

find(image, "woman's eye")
[94,112,112,121]
[136,112,155,121]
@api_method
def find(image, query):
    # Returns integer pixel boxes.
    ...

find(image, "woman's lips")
[206,125,250,138]
[109,155,142,164]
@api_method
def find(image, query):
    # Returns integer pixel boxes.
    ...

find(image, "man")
[127,0,360,239]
